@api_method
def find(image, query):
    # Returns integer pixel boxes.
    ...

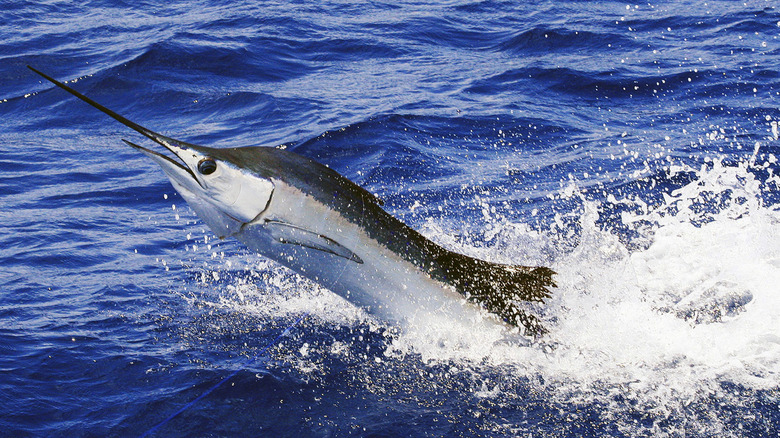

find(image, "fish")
[28,66,556,336]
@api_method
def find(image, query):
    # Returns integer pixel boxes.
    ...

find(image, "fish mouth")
[120,138,201,187]
[27,65,204,187]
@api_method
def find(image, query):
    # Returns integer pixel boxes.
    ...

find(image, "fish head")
[125,137,274,238]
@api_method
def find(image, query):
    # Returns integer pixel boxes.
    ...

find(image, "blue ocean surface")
[1,0,779,436]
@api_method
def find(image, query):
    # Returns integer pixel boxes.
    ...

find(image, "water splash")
[470,155,779,435]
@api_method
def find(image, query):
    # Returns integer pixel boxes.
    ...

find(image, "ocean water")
[1,0,779,436]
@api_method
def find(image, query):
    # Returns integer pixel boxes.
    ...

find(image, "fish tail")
[435,252,556,336]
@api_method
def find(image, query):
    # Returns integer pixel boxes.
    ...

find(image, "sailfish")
[29,66,555,336]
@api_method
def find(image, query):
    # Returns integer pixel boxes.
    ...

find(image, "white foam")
[412,156,778,433]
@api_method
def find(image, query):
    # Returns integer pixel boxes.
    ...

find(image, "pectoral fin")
[265,220,363,264]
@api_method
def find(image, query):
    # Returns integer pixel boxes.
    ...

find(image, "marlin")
[29,66,555,335]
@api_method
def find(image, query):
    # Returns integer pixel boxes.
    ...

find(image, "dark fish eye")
[197,158,217,175]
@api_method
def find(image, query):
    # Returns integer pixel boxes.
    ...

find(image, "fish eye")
[197,158,217,175]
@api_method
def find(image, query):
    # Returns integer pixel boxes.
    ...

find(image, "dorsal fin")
[434,252,556,336]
